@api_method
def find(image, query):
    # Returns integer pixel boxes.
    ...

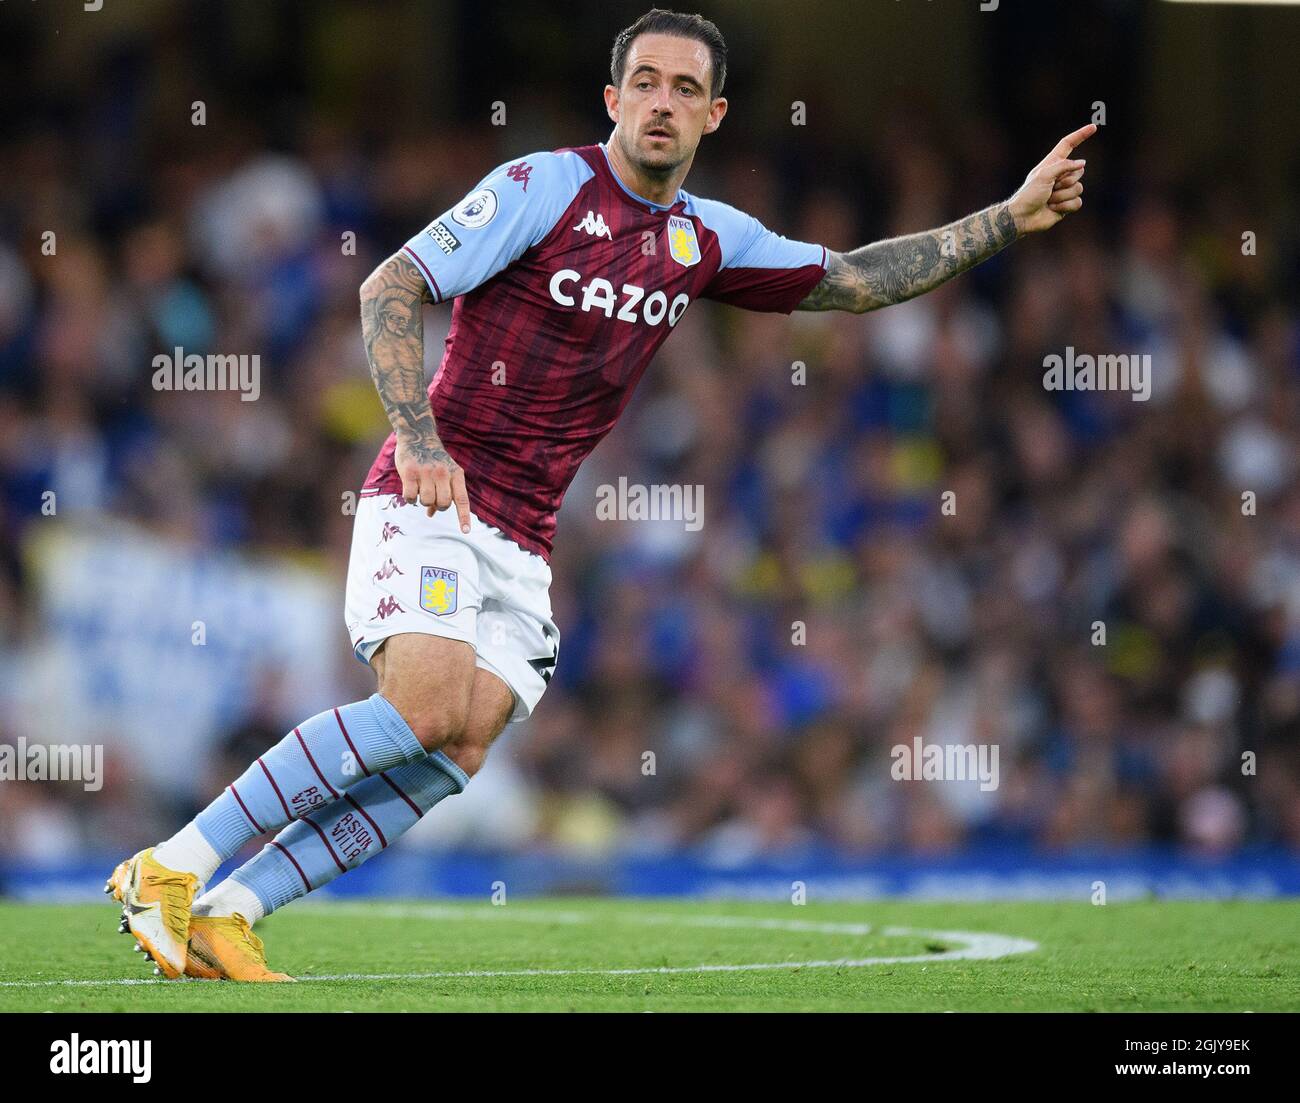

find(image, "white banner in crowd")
[12,520,341,796]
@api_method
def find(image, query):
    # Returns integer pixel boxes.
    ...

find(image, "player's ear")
[702,97,727,135]
[603,84,620,124]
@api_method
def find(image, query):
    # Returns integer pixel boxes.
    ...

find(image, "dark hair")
[610,9,727,98]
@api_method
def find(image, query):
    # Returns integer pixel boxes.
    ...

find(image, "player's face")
[607,34,727,175]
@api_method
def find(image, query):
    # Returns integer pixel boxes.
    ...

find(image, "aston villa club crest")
[420,566,458,616]
[666,215,701,268]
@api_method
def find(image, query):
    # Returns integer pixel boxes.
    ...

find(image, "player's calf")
[438,669,516,777]
[106,682,459,977]
[182,669,513,935]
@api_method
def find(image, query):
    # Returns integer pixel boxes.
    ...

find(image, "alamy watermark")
[0,739,103,792]
[50,1035,151,1084]
[890,737,1000,792]
[152,347,260,402]
[595,477,703,531]
[1043,346,1150,402]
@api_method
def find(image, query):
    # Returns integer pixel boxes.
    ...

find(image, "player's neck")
[604,137,691,207]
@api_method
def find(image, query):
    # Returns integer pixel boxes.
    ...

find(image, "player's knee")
[382,693,469,752]
[412,705,469,752]
[441,738,490,778]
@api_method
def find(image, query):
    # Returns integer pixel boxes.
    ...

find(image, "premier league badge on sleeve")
[667,215,701,268]
[420,566,459,616]
[451,188,498,229]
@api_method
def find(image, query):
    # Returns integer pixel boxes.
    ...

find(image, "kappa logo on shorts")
[373,557,404,582]
[420,566,458,616]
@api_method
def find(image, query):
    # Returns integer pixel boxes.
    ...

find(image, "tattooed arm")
[799,123,1096,314]
[799,202,1018,313]
[359,251,471,530]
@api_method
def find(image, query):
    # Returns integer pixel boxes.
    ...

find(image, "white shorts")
[344,490,559,722]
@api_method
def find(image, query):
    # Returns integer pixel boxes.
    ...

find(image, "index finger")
[1050,123,1097,159]
[451,468,472,534]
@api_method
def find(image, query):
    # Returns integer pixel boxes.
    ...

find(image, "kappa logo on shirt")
[572,210,613,240]
[506,161,533,192]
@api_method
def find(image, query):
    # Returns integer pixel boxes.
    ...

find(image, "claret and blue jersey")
[365,141,828,558]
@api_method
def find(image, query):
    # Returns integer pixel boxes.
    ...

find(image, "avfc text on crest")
[420,566,459,616]
[667,216,701,267]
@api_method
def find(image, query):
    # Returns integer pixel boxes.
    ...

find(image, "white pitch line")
[0,906,1037,989]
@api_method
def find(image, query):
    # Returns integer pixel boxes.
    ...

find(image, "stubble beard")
[617,125,686,179]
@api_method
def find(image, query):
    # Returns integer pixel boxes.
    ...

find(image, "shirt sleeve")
[696,200,828,314]
[400,151,590,303]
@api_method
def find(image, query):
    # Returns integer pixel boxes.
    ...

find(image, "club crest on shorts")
[420,566,458,616]
[667,215,701,268]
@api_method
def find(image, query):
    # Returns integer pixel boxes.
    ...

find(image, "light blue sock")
[195,693,427,860]
[226,751,469,916]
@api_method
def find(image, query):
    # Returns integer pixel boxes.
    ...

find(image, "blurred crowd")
[1,2,1298,868]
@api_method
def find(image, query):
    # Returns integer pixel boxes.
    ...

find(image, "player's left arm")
[798,124,1095,313]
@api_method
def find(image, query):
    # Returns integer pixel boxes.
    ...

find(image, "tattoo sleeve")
[797,201,1019,313]
[359,252,454,466]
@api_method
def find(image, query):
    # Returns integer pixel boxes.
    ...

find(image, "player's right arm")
[798,124,1095,313]
[359,252,470,529]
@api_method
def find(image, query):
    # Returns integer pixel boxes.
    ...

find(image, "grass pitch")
[0,898,1295,1012]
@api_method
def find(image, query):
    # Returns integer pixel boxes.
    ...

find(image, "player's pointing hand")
[395,437,473,532]
[1008,122,1097,235]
